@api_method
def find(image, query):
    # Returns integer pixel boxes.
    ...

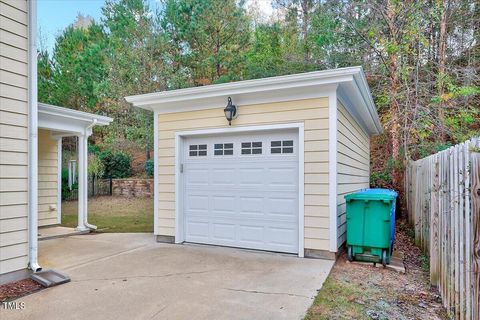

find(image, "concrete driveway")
[3,233,334,320]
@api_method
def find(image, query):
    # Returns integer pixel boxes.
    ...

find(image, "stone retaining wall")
[112,179,154,198]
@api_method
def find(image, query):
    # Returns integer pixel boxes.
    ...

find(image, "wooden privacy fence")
[405,137,480,320]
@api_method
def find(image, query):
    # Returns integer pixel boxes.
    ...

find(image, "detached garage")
[126,67,382,259]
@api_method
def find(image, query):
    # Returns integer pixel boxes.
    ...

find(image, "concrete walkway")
[3,233,334,320]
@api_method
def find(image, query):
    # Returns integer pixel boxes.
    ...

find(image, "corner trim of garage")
[174,122,305,257]
[328,91,338,252]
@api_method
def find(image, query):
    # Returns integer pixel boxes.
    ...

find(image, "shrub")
[144,159,154,177]
[88,153,105,178]
[88,143,101,155]
[99,150,132,178]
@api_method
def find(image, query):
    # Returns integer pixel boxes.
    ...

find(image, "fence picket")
[471,139,480,320]
[405,136,479,319]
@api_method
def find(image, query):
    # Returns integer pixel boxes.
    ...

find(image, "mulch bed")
[305,219,449,320]
[0,279,44,302]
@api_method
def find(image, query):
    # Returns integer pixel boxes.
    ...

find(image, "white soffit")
[125,66,383,135]
[38,103,113,134]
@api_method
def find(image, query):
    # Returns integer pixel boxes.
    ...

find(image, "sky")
[37,0,160,53]
[38,0,104,52]
[38,0,274,53]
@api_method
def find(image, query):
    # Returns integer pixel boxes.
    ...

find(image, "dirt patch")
[0,279,43,302]
[305,219,449,320]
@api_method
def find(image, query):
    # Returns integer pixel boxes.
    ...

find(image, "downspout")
[83,119,97,230]
[28,0,41,272]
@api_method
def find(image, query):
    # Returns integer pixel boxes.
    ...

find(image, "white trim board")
[56,138,62,224]
[174,122,305,257]
[153,111,159,236]
[328,93,338,252]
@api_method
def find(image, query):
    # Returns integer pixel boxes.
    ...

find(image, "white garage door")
[183,129,299,253]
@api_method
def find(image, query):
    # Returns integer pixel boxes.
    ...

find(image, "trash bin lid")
[344,188,398,201]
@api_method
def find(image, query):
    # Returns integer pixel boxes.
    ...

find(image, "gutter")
[83,119,97,230]
[28,0,41,272]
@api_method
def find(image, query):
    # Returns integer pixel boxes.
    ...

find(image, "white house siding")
[0,0,29,276]
[38,129,58,226]
[156,98,332,251]
[336,101,370,247]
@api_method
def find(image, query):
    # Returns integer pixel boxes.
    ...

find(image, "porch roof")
[38,103,113,136]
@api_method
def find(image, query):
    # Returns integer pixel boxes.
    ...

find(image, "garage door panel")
[268,197,297,217]
[267,226,298,246]
[186,168,209,185]
[186,220,209,239]
[238,167,265,186]
[212,223,236,241]
[268,167,298,188]
[183,129,299,254]
[186,194,209,212]
[212,195,236,214]
[211,168,236,185]
[238,196,264,214]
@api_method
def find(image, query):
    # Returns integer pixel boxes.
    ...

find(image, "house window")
[241,142,262,155]
[214,143,234,156]
[189,144,207,156]
[271,140,294,154]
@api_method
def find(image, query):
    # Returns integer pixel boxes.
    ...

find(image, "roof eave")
[125,67,362,109]
[38,103,114,126]
[125,67,382,136]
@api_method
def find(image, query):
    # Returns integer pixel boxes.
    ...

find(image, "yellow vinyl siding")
[336,102,370,247]
[38,129,58,226]
[157,98,331,251]
[0,0,28,275]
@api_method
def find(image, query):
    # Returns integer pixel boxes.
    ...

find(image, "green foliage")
[144,159,154,177]
[40,21,108,111]
[162,0,251,84]
[419,254,430,273]
[245,23,285,79]
[370,156,394,187]
[88,143,101,155]
[88,153,105,178]
[38,0,479,185]
[99,150,132,178]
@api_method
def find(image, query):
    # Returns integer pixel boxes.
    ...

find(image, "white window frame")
[174,122,305,257]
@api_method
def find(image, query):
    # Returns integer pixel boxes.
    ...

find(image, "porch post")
[76,134,88,231]
[56,138,62,224]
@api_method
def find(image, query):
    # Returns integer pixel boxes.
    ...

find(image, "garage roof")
[125,66,382,135]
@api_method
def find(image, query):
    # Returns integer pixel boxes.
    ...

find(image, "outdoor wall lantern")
[224,97,238,125]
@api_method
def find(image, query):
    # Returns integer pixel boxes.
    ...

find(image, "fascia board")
[38,103,113,125]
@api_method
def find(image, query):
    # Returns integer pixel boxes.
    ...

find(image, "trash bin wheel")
[347,246,353,262]
[381,249,387,267]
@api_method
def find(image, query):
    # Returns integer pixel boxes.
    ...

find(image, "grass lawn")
[61,196,153,233]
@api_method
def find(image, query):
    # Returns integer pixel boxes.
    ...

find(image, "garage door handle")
[180,164,184,173]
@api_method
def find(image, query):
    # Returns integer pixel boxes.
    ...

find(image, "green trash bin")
[344,188,398,266]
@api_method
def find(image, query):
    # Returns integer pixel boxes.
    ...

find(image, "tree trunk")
[301,0,311,62]
[437,0,448,141]
[386,0,402,193]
